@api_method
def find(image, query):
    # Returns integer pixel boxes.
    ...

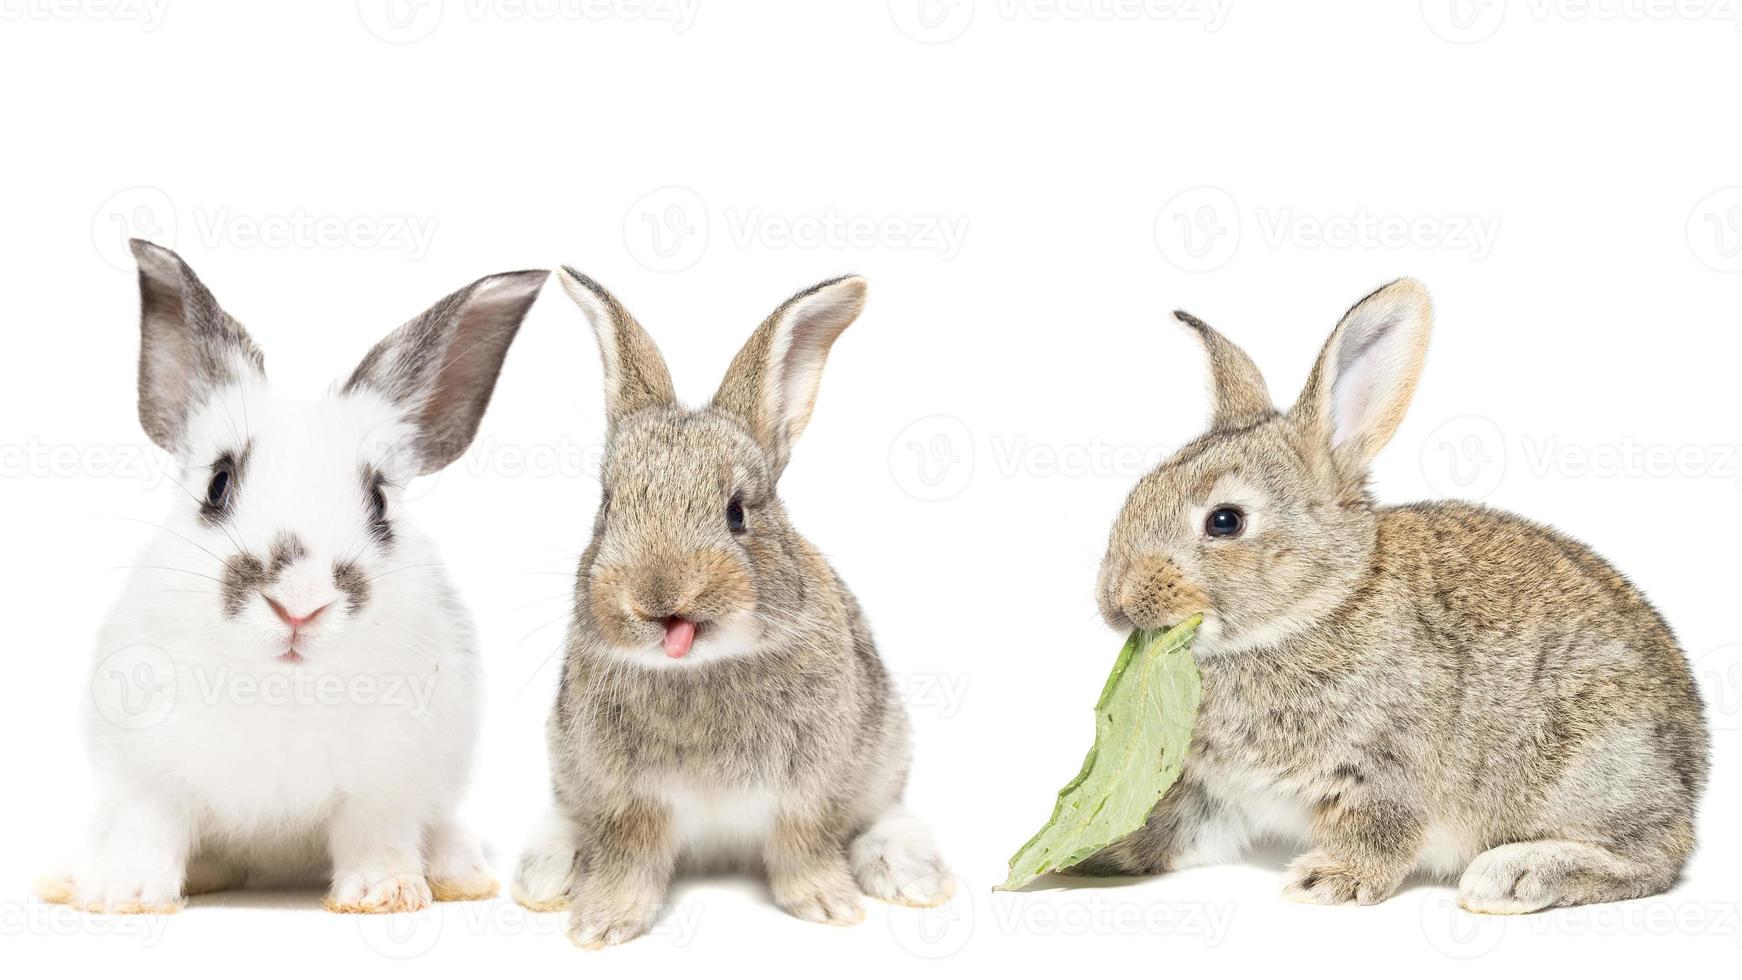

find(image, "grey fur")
[522,271,948,947]
[132,240,266,453]
[345,268,550,474]
[1080,280,1707,915]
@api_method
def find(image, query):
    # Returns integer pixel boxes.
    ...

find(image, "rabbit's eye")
[726,496,747,534]
[205,467,233,513]
[364,470,393,545]
[1205,506,1245,538]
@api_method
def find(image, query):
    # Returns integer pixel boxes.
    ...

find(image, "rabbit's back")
[1377,501,1707,810]
[1187,500,1705,877]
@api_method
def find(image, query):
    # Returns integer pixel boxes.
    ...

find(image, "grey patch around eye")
[334,561,370,614]
[198,443,251,527]
[222,552,267,618]
[360,464,394,549]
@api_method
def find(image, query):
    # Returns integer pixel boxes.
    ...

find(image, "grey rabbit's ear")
[1290,278,1432,474]
[558,267,677,430]
[712,275,867,477]
[1173,310,1276,431]
[132,240,267,454]
[345,268,549,475]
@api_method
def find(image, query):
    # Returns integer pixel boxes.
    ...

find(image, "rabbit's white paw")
[1457,841,1614,915]
[68,868,184,915]
[512,805,579,912]
[325,872,432,914]
[851,807,955,908]
[425,821,497,902]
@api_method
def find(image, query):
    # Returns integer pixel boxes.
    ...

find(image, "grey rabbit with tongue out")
[512,268,953,948]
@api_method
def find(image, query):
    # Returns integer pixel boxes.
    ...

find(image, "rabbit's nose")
[265,596,333,630]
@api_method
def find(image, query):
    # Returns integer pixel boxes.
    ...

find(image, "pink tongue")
[663,618,697,659]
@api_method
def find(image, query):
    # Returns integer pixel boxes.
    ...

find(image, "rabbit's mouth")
[277,649,306,665]
[663,617,697,659]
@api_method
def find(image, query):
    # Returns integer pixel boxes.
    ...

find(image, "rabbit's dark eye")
[199,450,246,525]
[726,496,747,534]
[1206,506,1245,538]
[205,467,233,513]
[362,467,393,546]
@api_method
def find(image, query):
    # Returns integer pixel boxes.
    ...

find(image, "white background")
[2,1,1738,976]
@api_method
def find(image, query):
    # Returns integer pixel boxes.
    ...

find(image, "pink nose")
[265,597,332,630]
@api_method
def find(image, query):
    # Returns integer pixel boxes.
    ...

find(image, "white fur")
[849,806,954,907]
[510,805,581,910]
[649,777,781,869]
[600,607,764,670]
[67,379,486,912]
[1321,281,1431,459]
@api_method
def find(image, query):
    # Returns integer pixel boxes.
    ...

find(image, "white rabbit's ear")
[1174,310,1276,431]
[712,275,867,477]
[345,268,549,475]
[1291,278,1432,473]
[131,239,266,454]
[558,267,677,431]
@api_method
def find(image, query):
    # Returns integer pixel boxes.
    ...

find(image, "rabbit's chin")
[1191,611,1331,660]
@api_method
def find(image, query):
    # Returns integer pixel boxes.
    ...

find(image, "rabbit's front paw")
[1282,851,1399,907]
[325,872,433,914]
[773,866,866,926]
[851,811,954,908]
[567,893,662,949]
[67,869,184,915]
[425,825,498,903]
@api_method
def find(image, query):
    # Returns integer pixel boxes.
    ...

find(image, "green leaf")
[1000,615,1203,891]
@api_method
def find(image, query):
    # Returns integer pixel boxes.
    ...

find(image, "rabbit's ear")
[558,267,676,430]
[345,268,548,475]
[712,275,867,476]
[1173,311,1275,430]
[132,240,267,454]
[1290,278,1432,473]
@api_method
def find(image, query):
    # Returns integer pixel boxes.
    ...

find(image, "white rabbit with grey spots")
[40,241,548,914]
